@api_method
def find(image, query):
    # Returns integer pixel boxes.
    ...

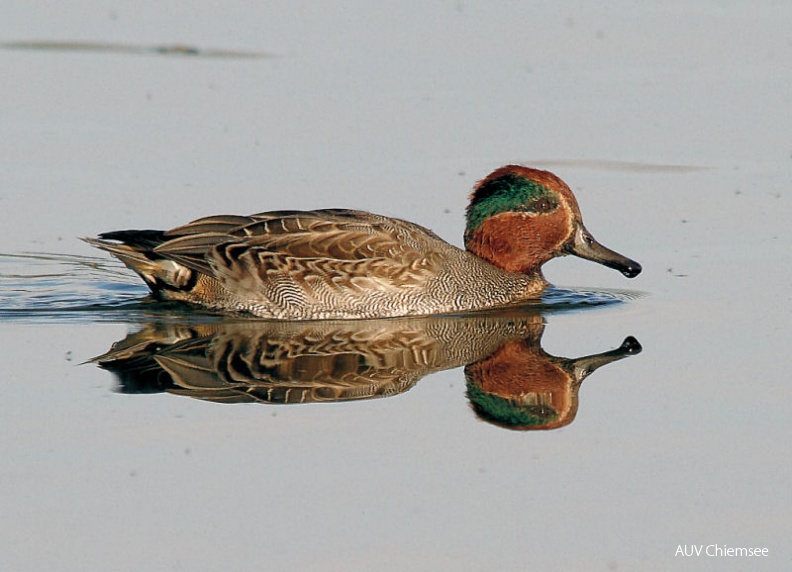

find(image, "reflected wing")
[95,321,448,404]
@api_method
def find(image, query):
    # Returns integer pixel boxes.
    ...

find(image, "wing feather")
[205,210,447,306]
[102,209,450,313]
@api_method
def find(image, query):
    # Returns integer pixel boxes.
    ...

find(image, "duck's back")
[86,209,534,319]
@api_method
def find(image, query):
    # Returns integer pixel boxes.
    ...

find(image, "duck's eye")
[529,197,554,213]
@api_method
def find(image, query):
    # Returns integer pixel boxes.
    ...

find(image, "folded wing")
[152,209,446,315]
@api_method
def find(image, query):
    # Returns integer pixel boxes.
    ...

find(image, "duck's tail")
[82,230,195,295]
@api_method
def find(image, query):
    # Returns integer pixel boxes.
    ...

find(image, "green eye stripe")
[465,174,559,237]
[466,378,558,427]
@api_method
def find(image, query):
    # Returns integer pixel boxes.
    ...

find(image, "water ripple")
[0,252,218,324]
[541,285,645,310]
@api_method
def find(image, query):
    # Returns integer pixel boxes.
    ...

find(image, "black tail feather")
[98,229,167,251]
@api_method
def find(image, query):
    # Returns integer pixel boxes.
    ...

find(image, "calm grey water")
[2,3,790,571]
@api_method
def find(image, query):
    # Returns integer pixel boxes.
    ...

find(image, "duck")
[84,165,641,319]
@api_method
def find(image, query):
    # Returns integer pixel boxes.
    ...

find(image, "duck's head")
[464,165,641,278]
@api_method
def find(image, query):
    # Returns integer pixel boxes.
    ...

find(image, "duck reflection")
[93,309,641,430]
